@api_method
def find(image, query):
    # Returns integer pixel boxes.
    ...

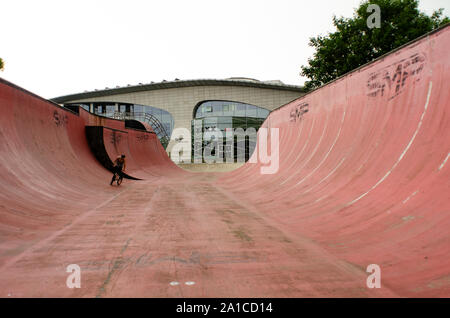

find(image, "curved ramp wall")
[218,25,450,296]
[0,25,448,297]
[0,79,182,262]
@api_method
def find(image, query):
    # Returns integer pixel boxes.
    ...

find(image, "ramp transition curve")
[0,25,449,297]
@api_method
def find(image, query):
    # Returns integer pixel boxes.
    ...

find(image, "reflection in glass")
[105,105,115,115]
[134,105,143,113]
[191,101,269,163]
[95,105,103,114]
[258,108,269,118]
[195,100,269,120]
[69,101,175,141]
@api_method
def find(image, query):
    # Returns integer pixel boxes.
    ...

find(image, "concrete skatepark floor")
[0,175,395,297]
[0,25,449,298]
[178,163,244,173]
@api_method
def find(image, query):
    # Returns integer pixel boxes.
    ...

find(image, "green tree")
[300,0,449,91]
[0,58,4,71]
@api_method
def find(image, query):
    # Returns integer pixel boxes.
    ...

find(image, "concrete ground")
[0,173,395,297]
[177,163,245,173]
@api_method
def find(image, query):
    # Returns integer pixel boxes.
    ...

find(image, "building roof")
[51,78,305,103]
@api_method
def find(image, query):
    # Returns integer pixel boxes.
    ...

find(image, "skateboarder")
[110,154,127,185]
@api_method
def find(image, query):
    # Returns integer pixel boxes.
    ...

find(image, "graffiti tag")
[110,131,122,145]
[290,102,309,123]
[367,52,426,100]
[53,110,69,127]
[136,134,149,142]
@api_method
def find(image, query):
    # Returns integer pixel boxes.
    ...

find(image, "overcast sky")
[1,0,448,99]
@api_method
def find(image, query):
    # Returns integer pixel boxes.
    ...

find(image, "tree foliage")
[300,0,449,91]
[0,58,4,71]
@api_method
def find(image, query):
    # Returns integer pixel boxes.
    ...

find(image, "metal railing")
[109,111,171,149]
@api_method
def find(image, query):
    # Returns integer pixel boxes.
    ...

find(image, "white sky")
[1,0,448,99]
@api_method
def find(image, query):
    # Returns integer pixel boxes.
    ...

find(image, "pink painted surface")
[0,26,448,297]
[219,26,450,297]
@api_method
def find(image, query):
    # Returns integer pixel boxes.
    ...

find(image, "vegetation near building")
[300,0,449,91]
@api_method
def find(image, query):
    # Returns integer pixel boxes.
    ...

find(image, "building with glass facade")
[52,78,304,163]
[64,101,174,148]
[192,100,270,162]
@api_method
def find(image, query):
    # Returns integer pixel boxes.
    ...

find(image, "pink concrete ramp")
[0,25,448,298]
[219,25,450,297]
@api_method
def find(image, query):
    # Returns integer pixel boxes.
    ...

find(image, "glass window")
[204,117,218,125]
[134,104,143,115]
[153,108,163,121]
[246,105,257,118]
[211,101,223,116]
[162,112,171,131]
[217,123,227,129]
[246,117,263,126]
[81,102,174,147]
[222,102,234,116]
[196,107,203,118]
[233,117,247,126]
[257,108,269,119]
[145,106,154,116]
[190,101,268,163]
[202,102,212,113]
[235,103,246,117]
[217,116,232,124]
[95,105,103,114]
[105,105,115,115]
[195,101,270,119]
